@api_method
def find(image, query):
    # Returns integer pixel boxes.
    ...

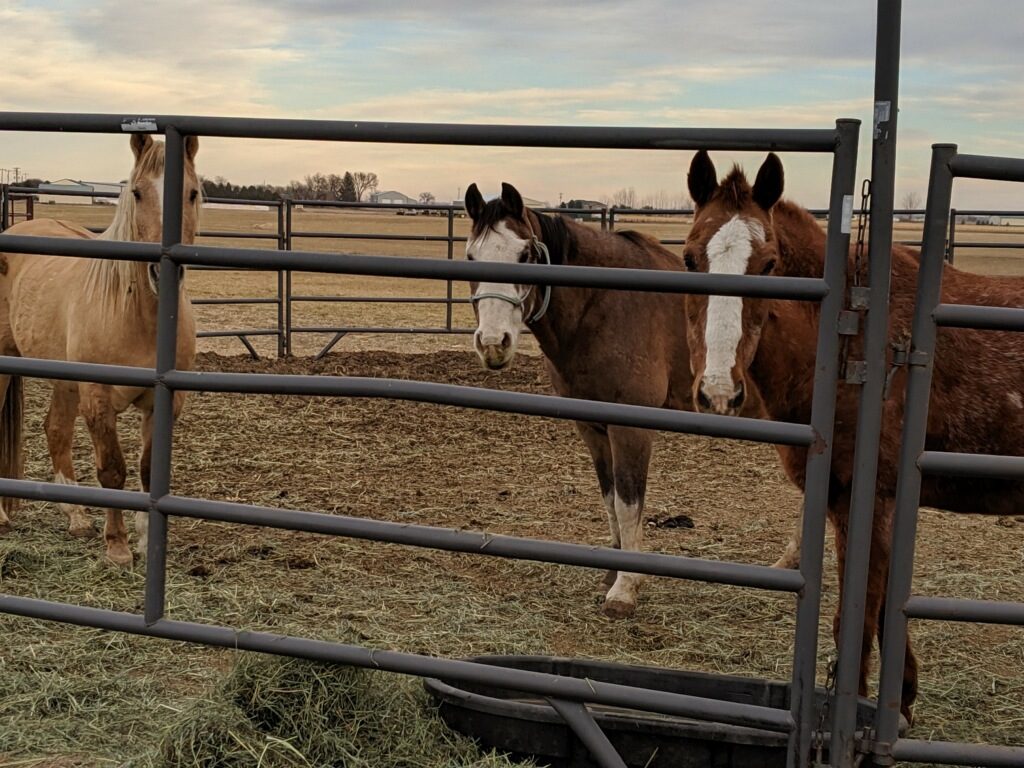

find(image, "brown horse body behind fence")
[0,135,201,565]
[463,182,802,618]
[683,150,1024,720]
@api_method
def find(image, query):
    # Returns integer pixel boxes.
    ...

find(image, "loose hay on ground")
[0,350,1021,767]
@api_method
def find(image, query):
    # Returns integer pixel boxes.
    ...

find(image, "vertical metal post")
[788,118,860,768]
[446,206,455,331]
[276,202,286,357]
[600,208,608,232]
[946,207,957,263]
[830,3,902,765]
[1,184,8,231]
[284,199,293,357]
[608,208,616,233]
[145,127,186,625]
[871,144,957,760]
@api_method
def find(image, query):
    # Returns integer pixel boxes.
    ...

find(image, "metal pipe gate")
[0,111,860,768]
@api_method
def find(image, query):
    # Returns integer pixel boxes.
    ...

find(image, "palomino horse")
[682,150,1024,720]
[463,182,802,618]
[0,134,201,566]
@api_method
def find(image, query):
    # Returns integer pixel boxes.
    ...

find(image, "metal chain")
[853,178,872,288]
[812,656,839,767]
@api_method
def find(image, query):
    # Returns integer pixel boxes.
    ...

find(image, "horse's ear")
[688,150,719,208]
[130,134,153,160]
[500,182,525,218]
[752,152,784,211]
[464,183,485,221]
[185,136,199,162]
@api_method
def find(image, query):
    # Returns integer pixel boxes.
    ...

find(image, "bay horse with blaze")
[463,182,802,618]
[0,134,201,566]
[682,149,1024,721]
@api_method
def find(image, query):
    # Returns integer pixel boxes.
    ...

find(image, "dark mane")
[532,210,574,265]
[718,165,753,209]
[470,199,513,237]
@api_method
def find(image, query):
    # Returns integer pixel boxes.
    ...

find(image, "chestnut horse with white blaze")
[0,134,201,566]
[463,182,803,618]
[683,150,1024,721]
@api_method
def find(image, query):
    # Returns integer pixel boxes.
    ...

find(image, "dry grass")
[0,352,1021,767]
[1,204,1021,766]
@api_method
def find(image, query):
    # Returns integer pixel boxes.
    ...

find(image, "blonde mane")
[87,140,201,312]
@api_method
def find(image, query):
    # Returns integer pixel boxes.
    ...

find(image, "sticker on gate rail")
[121,117,158,132]
[841,195,854,234]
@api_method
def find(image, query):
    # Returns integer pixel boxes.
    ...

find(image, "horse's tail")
[0,374,25,514]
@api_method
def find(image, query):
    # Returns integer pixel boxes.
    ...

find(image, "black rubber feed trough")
[424,656,905,768]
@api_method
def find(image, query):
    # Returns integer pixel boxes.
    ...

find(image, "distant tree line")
[200,171,380,202]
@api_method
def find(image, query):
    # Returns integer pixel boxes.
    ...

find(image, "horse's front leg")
[602,426,653,620]
[772,502,803,569]
[573,422,618,589]
[45,383,94,537]
[136,409,153,556]
[80,385,131,567]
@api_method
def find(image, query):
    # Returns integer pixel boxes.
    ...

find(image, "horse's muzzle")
[696,379,746,416]
[475,332,514,370]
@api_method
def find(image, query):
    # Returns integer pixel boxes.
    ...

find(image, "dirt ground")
[0,203,1021,765]
[0,350,1022,766]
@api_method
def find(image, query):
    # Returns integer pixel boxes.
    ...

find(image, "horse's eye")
[132,189,141,201]
[518,249,530,263]
[683,254,697,271]
[189,189,199,203]
[466,253,475,261]
[760,258,777,275]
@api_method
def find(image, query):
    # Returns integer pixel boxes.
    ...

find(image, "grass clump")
[153,652,529,768]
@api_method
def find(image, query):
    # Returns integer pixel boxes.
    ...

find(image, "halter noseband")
[469,217,552,324]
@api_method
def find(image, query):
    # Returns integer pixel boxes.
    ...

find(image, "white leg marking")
[135,511,149,556]
[54,471,82,516]
[604,494,645,614]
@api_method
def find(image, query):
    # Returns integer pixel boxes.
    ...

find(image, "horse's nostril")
[501,332,512,349]
[697,387,713,411]
[729,382,746,410]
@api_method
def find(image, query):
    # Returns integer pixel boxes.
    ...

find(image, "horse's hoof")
[602,598,636,620]
[0,520,11,535]
[106,546,134,568]
[901,704,915,727]
[771,556,800,570]
[601,569,618,588]
[69,524,98,539]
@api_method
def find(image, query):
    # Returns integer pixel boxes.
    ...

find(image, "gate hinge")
[849,286,870,310]
[857,731,895,767]
[845,360,867,384]
[838,310,861,336]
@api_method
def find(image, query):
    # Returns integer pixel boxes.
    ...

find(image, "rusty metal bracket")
[849,286,871,310]
[845,360,868,384]
[838,310,861,336]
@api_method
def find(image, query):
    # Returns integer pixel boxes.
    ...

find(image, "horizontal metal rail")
[0,477,149,511]
[0,232,160,261]
[292,231,458,243]
[196,328,280,339]
[0,112,840,152]
[162,369,813,446]
[0,354,155,387]
[290,295,471,305]
[933,303,1024,331]
[0,592,793,731]
[904,596,1024,625]
[892,738,1024,767]
[950,154,1024,183]
[169,243,830,299]
[192,297,280,306]
[156,494,804,592]
[918,451,1024,480]
[291,325,474,335]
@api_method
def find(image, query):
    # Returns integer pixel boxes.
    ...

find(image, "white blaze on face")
[469,221,528,350]
[702,216,764,394]
[154,173,165,229]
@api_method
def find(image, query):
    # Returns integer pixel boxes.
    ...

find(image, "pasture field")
[0,204,1021,766]
[25,202,1024,358]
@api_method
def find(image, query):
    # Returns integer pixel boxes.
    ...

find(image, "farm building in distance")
[35,179,123,204]
[371,190,418,205]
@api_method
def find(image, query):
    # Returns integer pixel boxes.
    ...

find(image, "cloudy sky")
[1,1,1021,208]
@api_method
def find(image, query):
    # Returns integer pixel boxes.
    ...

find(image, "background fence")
[3,183,1023,359]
